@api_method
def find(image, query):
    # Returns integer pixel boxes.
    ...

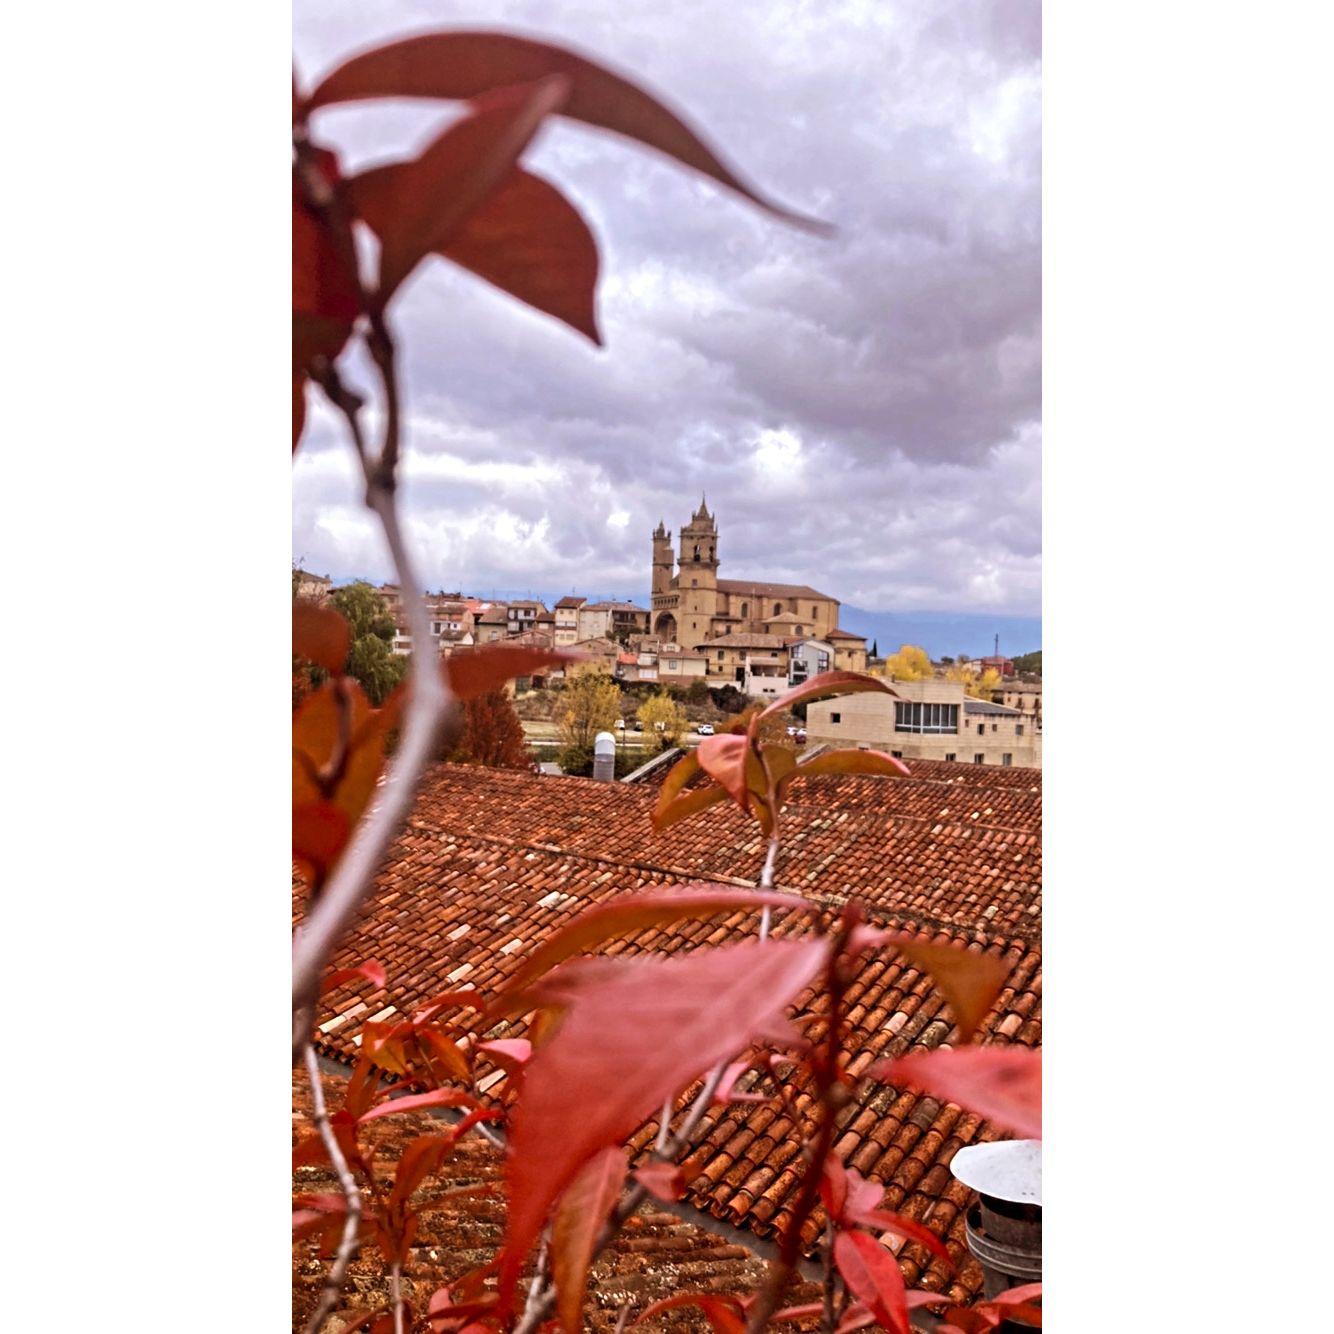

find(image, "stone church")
[649,500,853,650]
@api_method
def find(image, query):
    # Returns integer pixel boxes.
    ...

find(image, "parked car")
[631,720,643,732]
[785,725,800,737]
[795,728,807,744]
[614,717,626,730]
[697,723,715,736]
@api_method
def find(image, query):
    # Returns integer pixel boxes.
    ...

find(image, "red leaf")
[651,781,730,832]
[345,77,570,301]
[477,1038,532,1074]
[411,989,486,1025]
[633,1293,746,1334]
[498,937,828,1308]
[442,643,581,702]
[306,30,822,230]
[756,671,898,729]
[490,886,811,1012]
[712,1060,768,1105]
[437,167,600,343]
[834,1230,909,1334]
[551,1147,629,1333]
[321,960,387,996]
[632,1160,685,1202]
[293,374,308,451]
[855,929,1012,1042]
[417,1027,473,1082]
[293,153,359,323]
[359,1088,477,1123]
[875,1048,1041,1140]
[820,1157,849,1219]
[849,1208,953,1269]
[293,800,352,883]
[294,603,351,674]
[695,733,753,810]
[791,748,911,783]
[390,1132,457,1210]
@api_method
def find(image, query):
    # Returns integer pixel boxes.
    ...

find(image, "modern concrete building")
[806,678,1041,768]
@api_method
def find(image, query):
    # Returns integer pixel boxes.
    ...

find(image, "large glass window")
[894,701,959,734]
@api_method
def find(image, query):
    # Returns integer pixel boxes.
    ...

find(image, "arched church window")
[774,602,782,616]
[740,602,748,617]
[693,544,700,560]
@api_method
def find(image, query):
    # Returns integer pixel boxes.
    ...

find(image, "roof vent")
[592,730,617,782]
[951,1140,1041,1307]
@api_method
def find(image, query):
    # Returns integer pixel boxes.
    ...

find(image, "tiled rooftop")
[295,761,1041,1309]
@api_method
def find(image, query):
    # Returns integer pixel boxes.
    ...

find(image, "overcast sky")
[294,1,1040,613]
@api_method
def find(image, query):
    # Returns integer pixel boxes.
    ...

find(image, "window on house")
[974,753,985,764]
[992,723,998,732]
[811,605,817,618]
[891,750,903,759]
[830,711,841,723]
[977,723,985,735]
[1016,724,1024,736]
[1002,753,1013,766]
[717,651,724,661]
[740,602,748,617]
[945,753,956,762]
[795,625,804,635]
[894,702,959,734]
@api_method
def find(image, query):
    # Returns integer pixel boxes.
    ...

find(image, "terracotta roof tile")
[294,761,1041,1310]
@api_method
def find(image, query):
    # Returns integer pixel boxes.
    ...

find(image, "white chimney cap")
[594,731,617,757]
[950,1140,1041,1205]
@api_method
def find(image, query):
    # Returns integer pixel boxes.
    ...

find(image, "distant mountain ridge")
[838,606,1040,661]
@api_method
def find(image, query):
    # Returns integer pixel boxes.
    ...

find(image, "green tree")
[347,635,407,707]
[558,671,622,751]
[637,692,689,749]
[1012,650,1042,676]
[326,581,405,706]
[882,644,933,682]
[330,581,397,643]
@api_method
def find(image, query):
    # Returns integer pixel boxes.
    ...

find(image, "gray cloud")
[294,0,1041,613]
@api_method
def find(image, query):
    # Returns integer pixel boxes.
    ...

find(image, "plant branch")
[745,927,850,1333]
[390,1262,404,1334]
[302,1042,363,1334]
[292,362,453,1047]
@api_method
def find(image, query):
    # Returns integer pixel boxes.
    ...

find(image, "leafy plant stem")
[302,1042,363,1334]
[745,927,850,1333]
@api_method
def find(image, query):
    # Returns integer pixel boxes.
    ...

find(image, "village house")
[806,678,1041,768]
[553,595,585,647]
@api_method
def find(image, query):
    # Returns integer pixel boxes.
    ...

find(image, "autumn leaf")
[755,671,898,732]
[790,747,911,783]
[442,643,582,702]
[875,1048,1041,1140]
[834,1230,909,1334]
[321,960,387,996]
[632,1160,685,1202]
[359,1088,478,1124]
[633,1293,747,1334]
[437,167,600,343]
[497,937,829,1308]
[345,76,570,301]
[854,928,1013,1042]
[551,1147,628,1333]
[294,603,351,674]
[305,30,823,230]
[489,886,812,1013]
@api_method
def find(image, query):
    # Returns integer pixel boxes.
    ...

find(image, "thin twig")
[292,365,452,1046]
[745,927,851,1333]
[821,1219,837,1333]
[612,1298,634,1334]
[302,1042,363,1334]
[390,1262,404,1334]
[757,830,781,940]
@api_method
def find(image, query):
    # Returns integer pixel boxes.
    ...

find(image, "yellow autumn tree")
[945,663,1004,700]
[558,670,622,750]
[637,692,689,750]
[881,644,933,682]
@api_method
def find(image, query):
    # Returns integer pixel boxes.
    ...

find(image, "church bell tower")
[677,499,719,645]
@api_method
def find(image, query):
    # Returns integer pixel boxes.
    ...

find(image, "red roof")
[295,762,1041,1307]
